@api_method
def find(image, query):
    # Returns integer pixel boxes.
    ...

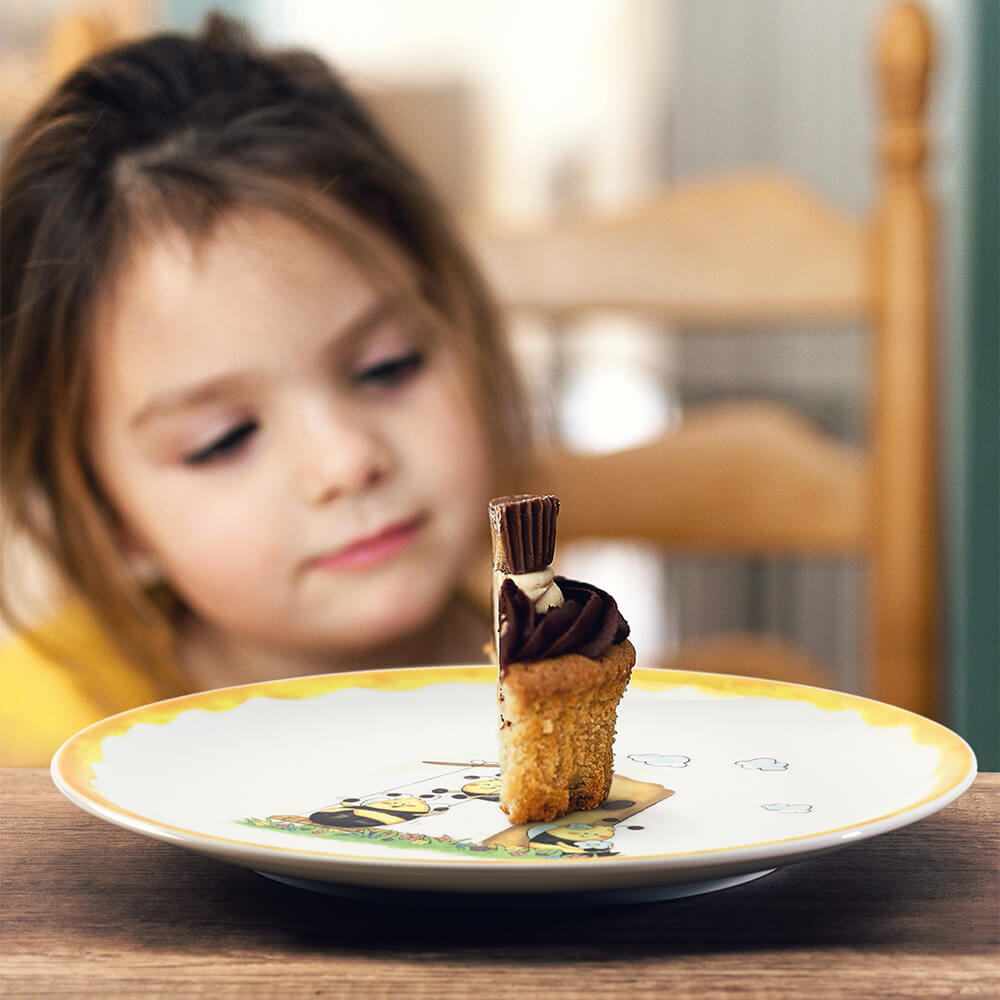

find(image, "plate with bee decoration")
[52,664,976,904]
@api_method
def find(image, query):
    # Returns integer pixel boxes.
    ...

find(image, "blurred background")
[2,0,996,766]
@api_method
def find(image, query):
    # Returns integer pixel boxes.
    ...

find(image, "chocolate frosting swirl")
[498,576,630,670]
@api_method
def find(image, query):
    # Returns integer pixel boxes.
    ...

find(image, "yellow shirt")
[0,604,189,767]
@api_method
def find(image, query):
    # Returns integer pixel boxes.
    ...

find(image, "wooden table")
[2,769,997,998]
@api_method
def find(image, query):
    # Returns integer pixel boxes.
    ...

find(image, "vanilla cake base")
[498,639,635,823]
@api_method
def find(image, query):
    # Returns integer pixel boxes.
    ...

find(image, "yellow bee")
[526,820,619,856]
[309,794,447,830]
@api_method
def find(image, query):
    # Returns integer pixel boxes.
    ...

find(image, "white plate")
[51,666,976,903]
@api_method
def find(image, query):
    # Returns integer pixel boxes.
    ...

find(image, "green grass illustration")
[237,816,565,858]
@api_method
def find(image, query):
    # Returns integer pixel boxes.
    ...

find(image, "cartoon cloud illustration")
[629,753,691,768]
[736,757,789,771]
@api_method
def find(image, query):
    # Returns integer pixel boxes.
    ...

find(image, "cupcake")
[490,495,634,824]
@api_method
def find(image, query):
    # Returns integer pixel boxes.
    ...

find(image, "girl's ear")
[117,520,164,587]
[98,496,162,585]
[125,549,164,588]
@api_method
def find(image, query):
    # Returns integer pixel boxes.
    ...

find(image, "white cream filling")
[507,567,564,612]
[492,567,564,662]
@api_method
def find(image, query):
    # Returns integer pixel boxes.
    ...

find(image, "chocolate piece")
[489,495,560,573]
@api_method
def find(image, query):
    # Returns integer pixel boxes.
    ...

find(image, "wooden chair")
[466,2,940,717]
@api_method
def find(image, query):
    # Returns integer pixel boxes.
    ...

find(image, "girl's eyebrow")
[128,293,405,430]
[332,292,410,353]
[129,374,245,430]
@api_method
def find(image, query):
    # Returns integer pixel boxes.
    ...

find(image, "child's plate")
[51,666,976,904]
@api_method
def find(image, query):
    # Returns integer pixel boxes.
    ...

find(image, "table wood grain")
[2,769,997,998]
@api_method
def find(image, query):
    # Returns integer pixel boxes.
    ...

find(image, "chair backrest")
[466,2,939,717]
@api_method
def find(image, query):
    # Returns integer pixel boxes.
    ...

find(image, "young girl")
[0,14,531,766]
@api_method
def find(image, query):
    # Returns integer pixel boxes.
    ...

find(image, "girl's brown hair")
[1,13,529,678]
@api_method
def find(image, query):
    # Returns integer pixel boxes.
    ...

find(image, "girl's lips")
[311,516,426,572]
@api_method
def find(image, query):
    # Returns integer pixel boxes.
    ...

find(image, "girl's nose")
[293,401,392,505]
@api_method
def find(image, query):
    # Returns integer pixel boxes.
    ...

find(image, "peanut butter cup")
[489,494,560,574]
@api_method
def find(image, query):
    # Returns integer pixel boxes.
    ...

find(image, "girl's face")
[89,209,494,659]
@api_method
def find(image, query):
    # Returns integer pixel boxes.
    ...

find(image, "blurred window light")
[559,361,672,454]
[556,317,680,454]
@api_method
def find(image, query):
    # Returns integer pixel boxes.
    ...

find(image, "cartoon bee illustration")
[456,777,501,801]
[525,819,621,856]
[302,765,501,830]
[482,775,673,856]
[308,793,450,829]
[259,766,671,857]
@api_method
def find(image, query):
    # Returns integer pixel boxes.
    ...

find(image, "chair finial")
[877,2,934,172]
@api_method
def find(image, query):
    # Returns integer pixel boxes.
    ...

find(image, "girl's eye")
[183,421,258,466]
[355,350,425,388]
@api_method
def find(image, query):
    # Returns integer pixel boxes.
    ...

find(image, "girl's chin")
[320,591,453,652]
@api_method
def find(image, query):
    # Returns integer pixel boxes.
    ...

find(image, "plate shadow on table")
[174,816,993,959]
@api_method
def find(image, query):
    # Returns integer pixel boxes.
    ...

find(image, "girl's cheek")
[153,500,257,565]
[434,400,493,496]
